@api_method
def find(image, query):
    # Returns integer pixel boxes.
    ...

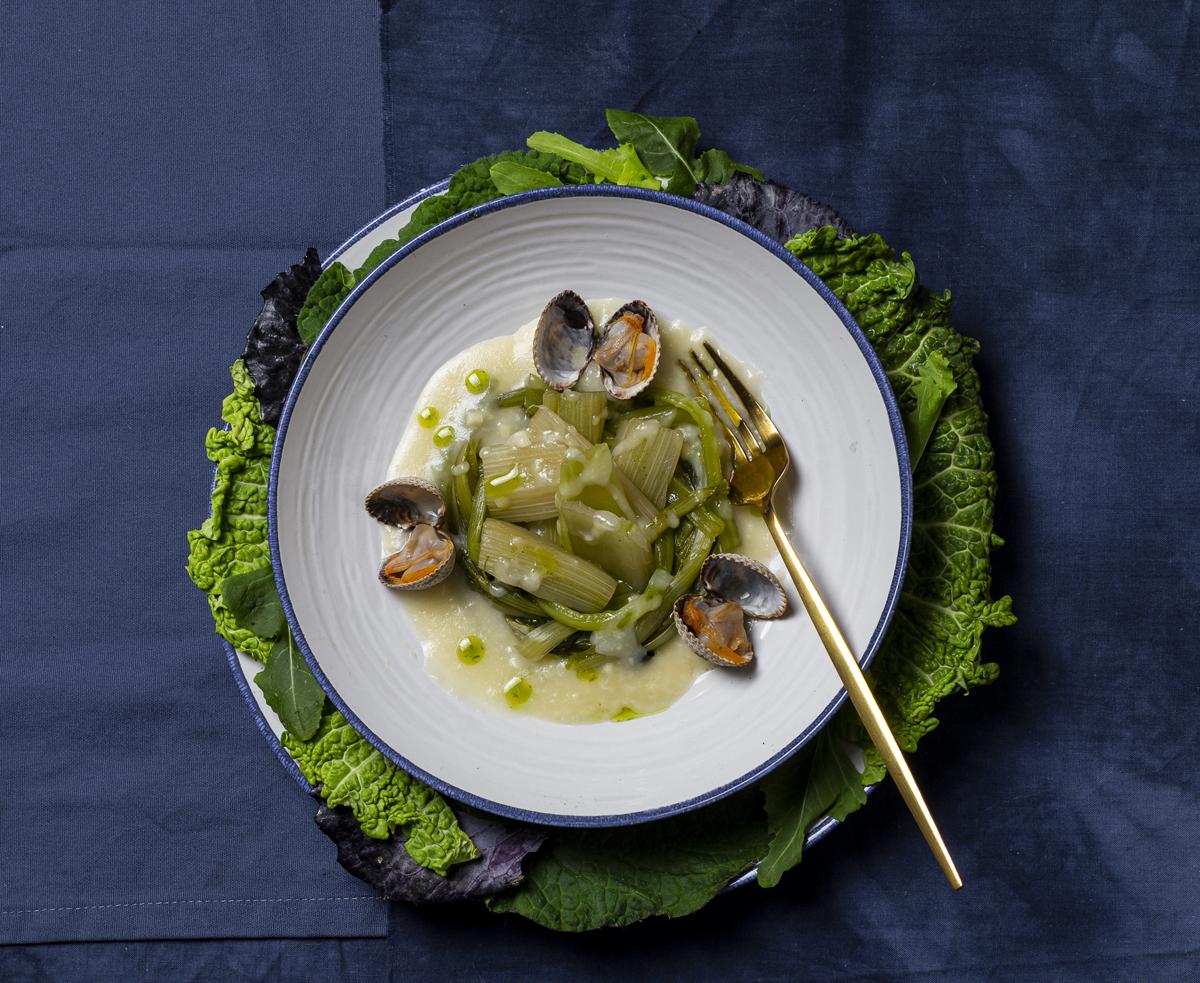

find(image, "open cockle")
[364,477,455,589]
[700,552,788,619]
[673,552,788,667]
[531,292,662,398]
[365,476,446,528]
[594,300,661,399]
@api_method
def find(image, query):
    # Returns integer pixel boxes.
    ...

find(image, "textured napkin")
[0,3,389,944]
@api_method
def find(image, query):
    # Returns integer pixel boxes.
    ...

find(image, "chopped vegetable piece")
[555,388,608,443]
[558,500,654,590]
[612,418,684,506]
[479,444,568,522]
[479,518,617,612]
[508,618,578,661]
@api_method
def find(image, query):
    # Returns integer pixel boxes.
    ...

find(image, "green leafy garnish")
[487,791,768,931]
[905,350,957,468]
[187,366,475,876]
[297,261,355,346]
[190,111,1013,923]
[254,633,325,740]
[282,710,478,875]
[758,720,867,886]
[488,160,564,194]
[525,131,659,188]
[295,152,590,345]
[219,564,284,639]
[604,109,703,194]
[354,151,588,279]
[185,360,276,662]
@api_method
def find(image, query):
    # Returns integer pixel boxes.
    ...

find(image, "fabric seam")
[1,896,379,916]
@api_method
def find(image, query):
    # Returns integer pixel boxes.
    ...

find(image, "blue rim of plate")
[264,184,912,829]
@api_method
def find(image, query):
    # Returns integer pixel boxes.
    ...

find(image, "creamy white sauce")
[383,300,779,724]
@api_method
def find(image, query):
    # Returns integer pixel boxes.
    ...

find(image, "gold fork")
[681,342,962,890]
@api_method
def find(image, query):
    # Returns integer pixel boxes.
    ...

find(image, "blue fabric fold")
[0,3,388,944]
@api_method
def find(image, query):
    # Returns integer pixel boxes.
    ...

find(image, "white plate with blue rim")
[250,185,910,826]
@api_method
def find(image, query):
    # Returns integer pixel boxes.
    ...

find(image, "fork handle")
[764,507,963,889]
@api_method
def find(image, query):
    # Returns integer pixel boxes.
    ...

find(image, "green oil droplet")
[465,369,490,394]
[416,406,439,428]
[433,424,455,448]
[611,706,642,722]
[503,676,532,708]
[456,635,485,665]
[575,667,600,683]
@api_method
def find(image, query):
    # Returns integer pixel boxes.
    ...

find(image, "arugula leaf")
[282,710,478,875]
[732,161,766,180]
[254,633,325,740]
[758,724,866,887]
[489,161,564,194]
[525,132,660,189]
[694,148,736,184]
[219,564,284,639]
[488,790,767,931]
[605,109,702,194]
[186,360,276,662]
[315,801,545,904]
[297,261,354,346]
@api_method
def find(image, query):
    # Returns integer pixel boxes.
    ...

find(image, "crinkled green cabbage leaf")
[282,711,477,876]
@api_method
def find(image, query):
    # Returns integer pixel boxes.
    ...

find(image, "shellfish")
[365,477,455,589]
[673,552,788,667]
[532,290,595,391]
[594,300,661,399]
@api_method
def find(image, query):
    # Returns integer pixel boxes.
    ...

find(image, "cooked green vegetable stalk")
[543,388,607,443]
[449,347,738,664]
[506,617,578,661]
[479,518,617,612]
[479,444,568,521]
[558,500,654,590]
[612,417,684,506]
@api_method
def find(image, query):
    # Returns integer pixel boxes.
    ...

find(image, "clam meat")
[594,300,660,399]
[673,594,754,668]
[379,522,455,589]
[673,552,788,668]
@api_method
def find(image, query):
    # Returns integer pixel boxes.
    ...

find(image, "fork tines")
[680,344,771,459]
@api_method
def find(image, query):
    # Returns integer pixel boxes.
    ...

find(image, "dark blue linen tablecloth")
[3,0,1199,978]
[1,2,390,945]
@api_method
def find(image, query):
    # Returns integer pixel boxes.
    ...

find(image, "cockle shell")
[532,289,595,391]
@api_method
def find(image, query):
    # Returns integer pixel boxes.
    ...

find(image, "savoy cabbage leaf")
[282,710,477,876]
[316,800,545,905]
[185,360,276,663]
[751,228,1015,884]
[487,790,768,931]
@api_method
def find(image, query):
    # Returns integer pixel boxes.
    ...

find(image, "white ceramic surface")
[270,189,908,823]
